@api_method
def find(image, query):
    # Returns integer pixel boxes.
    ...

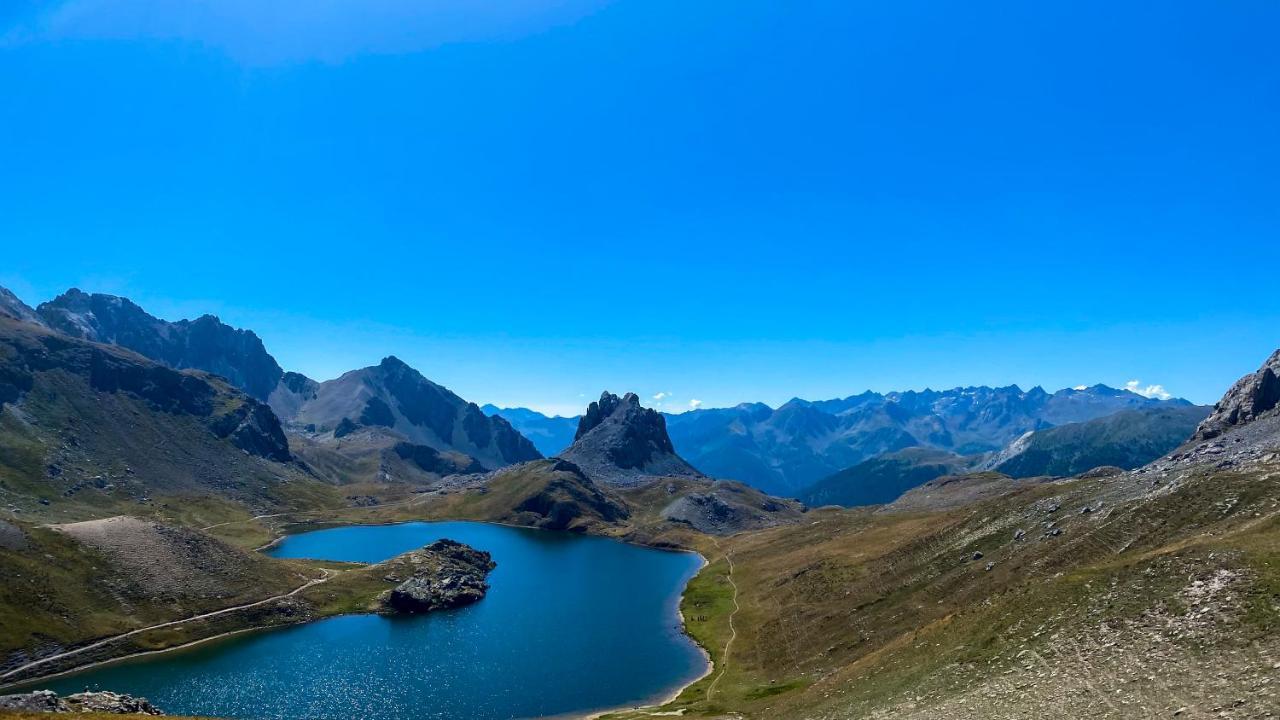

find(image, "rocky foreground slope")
[0,690,162,715]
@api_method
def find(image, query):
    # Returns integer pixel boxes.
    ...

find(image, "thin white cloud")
[652,392,669,402]
[4,0,612,65]
[688,398,703,410]
[1074,385,1088,391]
[1124,380,1172,401]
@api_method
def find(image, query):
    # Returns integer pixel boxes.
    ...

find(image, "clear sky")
[2,1,1278,415]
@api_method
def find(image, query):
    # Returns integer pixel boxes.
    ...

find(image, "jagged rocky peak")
[1193,349,1280,441]
[577,392,671,445]
[36,288,285,401]
[561,391,702,485]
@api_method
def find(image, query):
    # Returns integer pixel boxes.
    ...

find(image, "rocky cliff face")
[1193,349,1280,441]
[559,392,702,485]
[382,539,496,614]
[37,289,285,401]
[0,287,45,327]
[0,317,297,511]
[287,356,540,470]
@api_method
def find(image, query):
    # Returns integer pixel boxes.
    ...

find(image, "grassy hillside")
[0,318,346,531]
[605,453,1280,719]
[995,405,1210,478]
[0,518,321,680]
[800,447,968,507]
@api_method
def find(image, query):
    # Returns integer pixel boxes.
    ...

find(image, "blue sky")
[2,1,1278,415]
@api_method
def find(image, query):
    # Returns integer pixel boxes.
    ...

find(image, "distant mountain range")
[480,405,577,458]
[0,285,1209,505]
[489,385,1200,497]
[799,403,1210,507]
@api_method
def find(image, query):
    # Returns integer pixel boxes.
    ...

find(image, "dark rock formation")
[393,441,485,475]
[1193,349,1280,441]
[0,689,163,714]
[333,417,359,438]
[560,392,702,485]
[208,398,292,462]
[37,289,285,401]
[383,539,496,614]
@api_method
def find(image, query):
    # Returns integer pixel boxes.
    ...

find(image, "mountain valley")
[0,284,1275,720]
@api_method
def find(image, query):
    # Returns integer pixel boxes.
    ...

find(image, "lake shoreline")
[11,520,715,720]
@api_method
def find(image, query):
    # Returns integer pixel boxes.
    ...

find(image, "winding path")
[0,569,333,685]
[706,543,741,701]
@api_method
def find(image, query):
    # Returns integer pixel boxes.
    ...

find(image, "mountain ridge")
[489,383,1196,496]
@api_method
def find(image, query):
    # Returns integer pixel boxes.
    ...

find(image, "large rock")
[560,392,703,485]
[0,689,163,714]
[1193,349,1280,441]
[383,539,496,614]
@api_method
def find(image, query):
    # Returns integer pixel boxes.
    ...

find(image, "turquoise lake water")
[34,521,707,719]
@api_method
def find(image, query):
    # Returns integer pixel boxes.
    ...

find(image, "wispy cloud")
[689,398,703,409]
[3,0,612,65]
[1124,379,1173,400]
[652,392,669,402]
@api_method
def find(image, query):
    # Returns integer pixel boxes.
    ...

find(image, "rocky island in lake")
[381,539,496,614]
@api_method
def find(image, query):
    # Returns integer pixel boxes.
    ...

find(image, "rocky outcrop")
[509,459,630,530]
[1193,350,1280,441]
[37,289,285,401]
[0,689,163,714]
[659,480,804,535]
[209,396,292,462]
[560,392,702,485]
[393,441,485,475]
[383,539,496,614]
